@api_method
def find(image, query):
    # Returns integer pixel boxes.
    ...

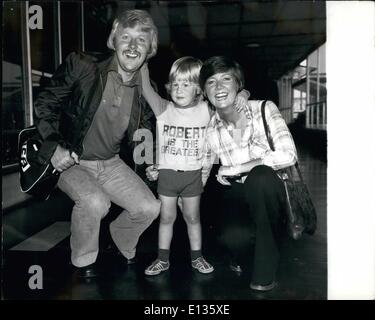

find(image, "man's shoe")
[145,259,170,276]
[250,281,277,292]
[77,263,99,278]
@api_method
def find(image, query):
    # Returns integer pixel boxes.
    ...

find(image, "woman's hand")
[145,165,159,181]
[219,165,241,177]
[216,165,241,186]
[216,174,231,186]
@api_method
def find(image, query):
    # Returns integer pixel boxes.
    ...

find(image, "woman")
[199,56,297,291]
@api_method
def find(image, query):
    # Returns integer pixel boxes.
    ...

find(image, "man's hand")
[145,165,159,181]
[51,145,78,172]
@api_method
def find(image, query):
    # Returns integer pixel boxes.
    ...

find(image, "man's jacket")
[34,51,156,179]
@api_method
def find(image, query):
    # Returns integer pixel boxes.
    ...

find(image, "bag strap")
[261,100,286,177]
[260,100,275,151]
[260,100,304,181]
[293,160,303,181]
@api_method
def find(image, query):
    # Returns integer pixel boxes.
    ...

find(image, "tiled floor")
[2,131,327,300]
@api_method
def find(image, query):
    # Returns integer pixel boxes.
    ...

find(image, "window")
[61,1,81,59]
[288,44,327,129]
[84,1,114,53]
[306,43,326,128]
[29,1,57,108]
[2,1,83,169]
[2,2,25,167]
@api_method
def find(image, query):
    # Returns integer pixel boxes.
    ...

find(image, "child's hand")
[233,95,248,113]
[145,165,159,181]
[233,89,250,113]
[140,63,150,78]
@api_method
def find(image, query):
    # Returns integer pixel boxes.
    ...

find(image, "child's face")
[170,76,199,108]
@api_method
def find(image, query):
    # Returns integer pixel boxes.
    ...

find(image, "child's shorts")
[157,169,203,197]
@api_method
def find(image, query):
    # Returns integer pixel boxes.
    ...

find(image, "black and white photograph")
[2,0,374,307]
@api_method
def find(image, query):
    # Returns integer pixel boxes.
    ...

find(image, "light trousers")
[58,155,161,267]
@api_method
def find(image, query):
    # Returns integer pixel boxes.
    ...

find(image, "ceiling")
[115,1,326,80]
[84,0,326,100]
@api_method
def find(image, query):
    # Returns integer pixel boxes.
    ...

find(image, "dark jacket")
[34,51,156,178]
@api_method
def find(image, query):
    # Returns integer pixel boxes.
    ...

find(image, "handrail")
[305,100,326,130]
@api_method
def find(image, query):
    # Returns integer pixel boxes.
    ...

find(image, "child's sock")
[191,249,202,261]
[157,249,170,262]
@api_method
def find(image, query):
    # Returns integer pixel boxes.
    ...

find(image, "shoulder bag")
[260,100,317,240]
[18,126,60,200]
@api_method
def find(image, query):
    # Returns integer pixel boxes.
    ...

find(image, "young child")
[141,57,249,276]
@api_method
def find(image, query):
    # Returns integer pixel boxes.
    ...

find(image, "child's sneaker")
[145,259,170,276]
[191,257,214,274]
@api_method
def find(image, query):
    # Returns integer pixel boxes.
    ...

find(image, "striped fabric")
[201,100,297,184]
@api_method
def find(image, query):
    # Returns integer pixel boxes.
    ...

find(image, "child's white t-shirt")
[156,100,211,171]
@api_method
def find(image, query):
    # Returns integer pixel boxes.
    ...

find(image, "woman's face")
[204,72,239,110]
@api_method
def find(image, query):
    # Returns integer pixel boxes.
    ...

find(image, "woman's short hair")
[107,9,158,60]
[165,56,203,94]
[199,56,245,92]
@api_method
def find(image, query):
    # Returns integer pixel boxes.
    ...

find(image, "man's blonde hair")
[107,9,158,60]
[165,56,203,94]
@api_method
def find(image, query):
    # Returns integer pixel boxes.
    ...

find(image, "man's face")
[114,24,152,75]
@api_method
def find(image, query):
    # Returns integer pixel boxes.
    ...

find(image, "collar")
[213,112,225,127]
[107,55,118,73]
[97,52,116,79]
[121,68,141,88]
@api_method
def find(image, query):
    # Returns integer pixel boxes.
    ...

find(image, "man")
[34,10,161,278]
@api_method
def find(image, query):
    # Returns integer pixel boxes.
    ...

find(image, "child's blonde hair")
[165,56,203,95]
